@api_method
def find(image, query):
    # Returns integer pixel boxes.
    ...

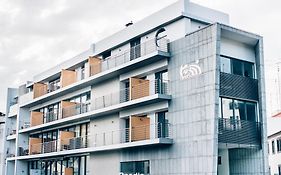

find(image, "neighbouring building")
[268,112,281,175]
[2,0,268,174]
[0,111,6,175]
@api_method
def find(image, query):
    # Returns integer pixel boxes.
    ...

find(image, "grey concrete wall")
[121,24,219,174]
[89,151,120,175]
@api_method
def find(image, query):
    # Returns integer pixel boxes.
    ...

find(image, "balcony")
[93,79,169,110]
[89,38,169,77]
[218,118,261,147]
[21,79,170,133]
[61,102,89,118]
[24,123,172,158]
[20,38,169,108]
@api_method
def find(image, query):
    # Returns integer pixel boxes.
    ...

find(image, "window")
[220,98,257,122]
[156,111,169,138]
[130,38,141,60]
[221,98,234,119]
[232,59,243,76]
[244,62,254,78]
[277,138,281,152]
[220,56,255,78]
[120,160,150,175]
[278,164,281,175]
[220,56,231,74]
[272,140,276,154]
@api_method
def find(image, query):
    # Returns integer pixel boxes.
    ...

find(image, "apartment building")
[2,0,268,174]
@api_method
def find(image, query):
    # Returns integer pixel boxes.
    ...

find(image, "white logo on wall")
[180,62,202,80]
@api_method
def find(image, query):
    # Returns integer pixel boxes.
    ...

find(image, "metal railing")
[19,121,31,130]
[218,118,261,146]
[60,135,89,151]
[35,82,60,98]
[89,38,169,76]
[62,103,89,118]
[93,79,169,110]
[93,122,171,147]
[30,140,57,155]
[45,111,59,123]
[28,123,171,155]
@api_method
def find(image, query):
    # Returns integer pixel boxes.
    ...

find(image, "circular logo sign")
[180,63,202,80]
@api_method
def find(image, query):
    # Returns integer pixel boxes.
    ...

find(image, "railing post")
[103,132,105,146]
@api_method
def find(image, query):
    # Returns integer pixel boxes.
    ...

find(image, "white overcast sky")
[0,0,280,115]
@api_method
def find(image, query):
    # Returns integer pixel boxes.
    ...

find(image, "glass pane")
[220,57,231,73]
[246,102,256,122]
[234,100,246,120]
[232,59,243,76]
[221,98,234,119]
[244,62,254,78]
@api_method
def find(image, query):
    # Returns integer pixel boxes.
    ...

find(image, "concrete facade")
[2,0,268,175]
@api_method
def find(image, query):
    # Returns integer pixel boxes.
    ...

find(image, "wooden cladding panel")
[60,131,75,145]
[30,111,44,127]
[131,116,150,141]
[33,83,47,98]
[29,138,42,155]
[61,101,78,118]
[89,57,102,76]
[61,69,77,88]
[130,78,150,100]
[65,167,74,175]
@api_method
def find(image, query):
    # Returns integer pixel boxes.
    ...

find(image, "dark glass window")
[244,62,253,78]
[277,139,281,152]
[278,165,281,175]
[220,98,257,122]
[156,111,169,138]
[120,160,149,174]
[272,140,276,154]
[234,100,246,120]
[130,38,141,60]
[246,103,256,122]
[232,59,243,76]
[220,56,255,78]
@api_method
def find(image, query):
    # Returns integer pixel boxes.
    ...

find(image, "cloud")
[0,0,279,116]
[0,0,177,113]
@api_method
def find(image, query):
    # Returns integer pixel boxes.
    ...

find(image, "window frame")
[220,55,255,79]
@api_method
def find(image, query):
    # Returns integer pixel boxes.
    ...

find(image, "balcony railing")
[30,140,57,155]
[93,79,169,110]
[45,111,59,123]
[218,118,261,146]
[89,38,169,76]
[60,135,88,151]
[61,103,89,118]
[28,123,171,155]
[93,122,171,147]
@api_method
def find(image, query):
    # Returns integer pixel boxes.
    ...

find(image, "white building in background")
[0,112,6,175]
[268,112,281,175]
[2,0,268,174]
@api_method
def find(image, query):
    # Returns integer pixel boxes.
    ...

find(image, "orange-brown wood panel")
[89,57,102,76]
[129,78,150,100]
[131,116,150,141]
[60,131,75,146]
[33,83,47,98]
[30,111,44,127]
[29,138,42,155]
[65,167,74,175]
[60,69,77,88]
[61,101,78,118]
